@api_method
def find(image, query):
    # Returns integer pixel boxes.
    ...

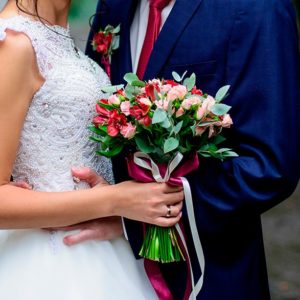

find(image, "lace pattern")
[0,15,114,191]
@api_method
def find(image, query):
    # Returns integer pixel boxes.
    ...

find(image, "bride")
[0,0,184,299]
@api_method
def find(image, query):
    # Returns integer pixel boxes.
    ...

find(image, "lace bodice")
[0,15,114,191]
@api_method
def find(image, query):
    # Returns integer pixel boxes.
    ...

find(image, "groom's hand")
[56,217,123,246]
[60,167,124,246]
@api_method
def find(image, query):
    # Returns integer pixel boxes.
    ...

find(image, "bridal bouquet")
[90,72,237,263]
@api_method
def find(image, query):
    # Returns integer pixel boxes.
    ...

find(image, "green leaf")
[174,121,183,134]
[161,118,172,129]
[101,84,124,94]
[89,136,103,143]
[215,148,234,153]
[135,136,155,153]
[124,73,140,84]
[152,109,167,124]
[124,84,139,99]
[210,103,231,116]
[96,144,124,158]
[97,101,114,110]
[88,125,103,135]
[213,135,226,145]
[172,71,181,82]
[131,80,146,87]
[215,85,230,102]
[222,150,239,157]
[164,137,179,153]
[183,73,196,91]
[111,35,120,50]
[111,24,121,34]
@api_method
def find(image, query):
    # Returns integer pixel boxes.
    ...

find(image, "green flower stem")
[139,225,185,263]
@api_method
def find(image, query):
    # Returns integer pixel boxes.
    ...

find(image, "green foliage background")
[69,0,97,23]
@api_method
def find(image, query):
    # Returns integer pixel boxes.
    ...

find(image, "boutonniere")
[92,24,121,79]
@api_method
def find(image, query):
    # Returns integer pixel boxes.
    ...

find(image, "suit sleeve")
[186,0,300,233]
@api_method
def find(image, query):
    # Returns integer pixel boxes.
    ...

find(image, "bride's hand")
[73,167,184,227]
[114,181,184,227]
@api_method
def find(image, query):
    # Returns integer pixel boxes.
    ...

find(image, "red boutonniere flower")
[92,24,121,78]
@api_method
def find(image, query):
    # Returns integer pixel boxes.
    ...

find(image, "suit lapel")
[144,0,203,80]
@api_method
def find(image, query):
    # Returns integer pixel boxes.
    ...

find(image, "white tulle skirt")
[0,229,157,299]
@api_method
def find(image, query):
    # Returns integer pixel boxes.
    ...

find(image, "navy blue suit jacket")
[86,0,300,299]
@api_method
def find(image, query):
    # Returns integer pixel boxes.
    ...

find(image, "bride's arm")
[0,31,183,229]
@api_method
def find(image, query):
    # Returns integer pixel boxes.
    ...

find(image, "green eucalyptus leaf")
[161,118,172,129]
[174,121,183,134]
[131,80,146,87]
[215,85,230,102]
[164,137,179,153]
[101,84,124,94]
[180,71,188,81]
[152,109,167,124]
[111,36,120,50]
[210,104,231,116]
[183,73,196,91]
[124,73,140,84]
[111,24,121,34]
[172,71,181,82]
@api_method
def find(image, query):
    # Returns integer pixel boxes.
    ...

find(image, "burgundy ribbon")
[127,153,199,300]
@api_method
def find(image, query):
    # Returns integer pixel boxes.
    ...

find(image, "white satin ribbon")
[133,152,205,299]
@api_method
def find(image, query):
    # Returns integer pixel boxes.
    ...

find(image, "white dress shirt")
[130,0,176,73]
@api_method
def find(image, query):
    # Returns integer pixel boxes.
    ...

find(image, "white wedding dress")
[0,15,157,300]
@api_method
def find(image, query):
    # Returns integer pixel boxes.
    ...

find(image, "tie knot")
[149,0,171,10]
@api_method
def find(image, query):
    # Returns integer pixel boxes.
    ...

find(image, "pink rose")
[196,107,206,120]
[202,95,215,112]
[120,101,131,116]
[181,96,201,110]
[155,99,170,111]
[120,123,136,139]
[167,85,188,101]
[160,84,172,93]
[221,114,233,128]
[195,126,207,136]
[138,97,152,107]
[108,95,121,106]
[176,107,185,118]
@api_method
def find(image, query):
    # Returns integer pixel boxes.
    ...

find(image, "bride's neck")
[7,0,71,27]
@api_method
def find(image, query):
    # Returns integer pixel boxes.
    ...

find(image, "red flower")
[129,106,145,120]
[107,109,127,137]
[93,32,113,55]
[145,83,160,101]
[139,115,152,127]
[93,115,107,126]
[191,86,203,96]
[96,101,110,117]
[164,80,179,87]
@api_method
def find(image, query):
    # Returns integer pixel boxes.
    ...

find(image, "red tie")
[136,0,172,79]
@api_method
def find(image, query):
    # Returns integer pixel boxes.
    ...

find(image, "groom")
[67,0,300,299]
